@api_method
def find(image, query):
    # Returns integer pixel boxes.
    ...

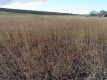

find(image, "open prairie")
[0,12,107,80]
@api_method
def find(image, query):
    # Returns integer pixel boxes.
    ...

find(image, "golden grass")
[0,13,107,80]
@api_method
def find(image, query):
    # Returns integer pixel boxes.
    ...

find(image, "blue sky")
[0,0,107,14]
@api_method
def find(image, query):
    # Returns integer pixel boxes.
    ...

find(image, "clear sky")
[0,0,107,14]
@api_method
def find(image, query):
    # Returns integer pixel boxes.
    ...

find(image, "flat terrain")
[0,12,107,80]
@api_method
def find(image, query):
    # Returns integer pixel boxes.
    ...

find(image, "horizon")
[0,0,107,14]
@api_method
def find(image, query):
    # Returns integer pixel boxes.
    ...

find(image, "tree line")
[90,10,107,17]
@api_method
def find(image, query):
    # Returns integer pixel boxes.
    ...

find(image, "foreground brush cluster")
[0,13,107,80]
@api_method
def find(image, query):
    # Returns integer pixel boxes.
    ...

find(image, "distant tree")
[98,10,107,16]
[89,11,98,16]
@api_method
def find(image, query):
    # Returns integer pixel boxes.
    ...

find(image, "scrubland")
[0,13,107,80]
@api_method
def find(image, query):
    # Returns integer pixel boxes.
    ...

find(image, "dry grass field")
[0,12,107,80]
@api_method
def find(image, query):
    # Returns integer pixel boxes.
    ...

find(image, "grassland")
[0,12,107,80]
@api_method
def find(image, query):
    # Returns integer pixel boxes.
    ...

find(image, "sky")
[0,0,107,14]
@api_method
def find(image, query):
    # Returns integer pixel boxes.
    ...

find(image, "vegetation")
[0,8,72,15]
[90,10,107,16]
[90,10,98,16]
[0,12,107,80]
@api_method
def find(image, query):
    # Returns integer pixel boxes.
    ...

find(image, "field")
[0,12,107,80]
